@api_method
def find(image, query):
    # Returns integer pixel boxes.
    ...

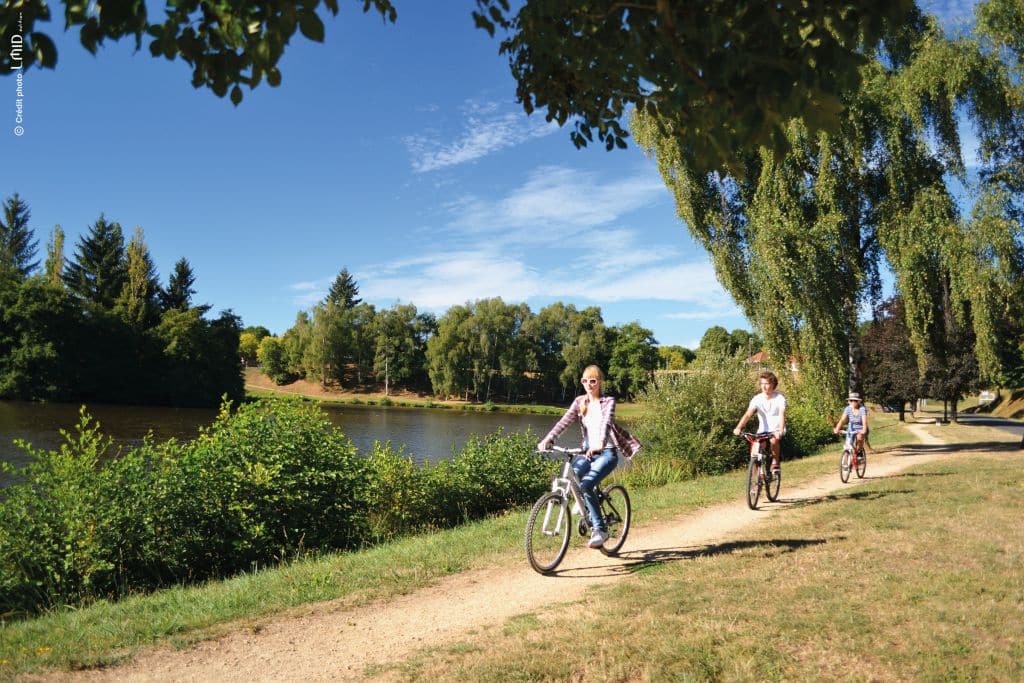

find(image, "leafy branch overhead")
[6,0,916,170]
[472,0,919,175]
[0,0,397,105]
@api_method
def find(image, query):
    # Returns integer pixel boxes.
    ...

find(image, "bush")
[0,398,559,617]
[362,429,551,539]
[626,358,837,486]
[0,399,369,616]
[627,356,753,485]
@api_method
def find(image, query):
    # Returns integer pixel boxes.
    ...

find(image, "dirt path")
[39,425,950,682]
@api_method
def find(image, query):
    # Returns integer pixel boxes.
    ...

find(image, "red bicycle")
[838,429,867,482]
[740,432,781,509]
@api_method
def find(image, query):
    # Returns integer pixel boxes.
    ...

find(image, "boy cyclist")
[733,371,787,472]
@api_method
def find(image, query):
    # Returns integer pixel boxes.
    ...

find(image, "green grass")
[0,412,924,678]
[380,423,1024,682]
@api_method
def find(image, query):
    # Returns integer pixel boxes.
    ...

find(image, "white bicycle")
[525,446,631,574]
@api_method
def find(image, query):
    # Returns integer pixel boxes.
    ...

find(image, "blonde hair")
[580,365,604,416]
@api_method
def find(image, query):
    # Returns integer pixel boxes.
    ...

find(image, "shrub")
[0,399,370,616]
[627,355,753,485]
[157,399,369,577]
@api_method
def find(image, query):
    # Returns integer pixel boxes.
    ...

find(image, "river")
[0,399,562,477]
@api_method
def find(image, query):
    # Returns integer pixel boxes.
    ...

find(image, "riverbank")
[244,367,645,418]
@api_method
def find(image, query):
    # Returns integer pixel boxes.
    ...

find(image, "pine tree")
[0,193,38,278]
[161,257,199,311]
[63,215,127,308]
[325,268,362,308]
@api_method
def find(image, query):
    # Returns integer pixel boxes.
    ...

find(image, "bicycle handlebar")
[738,431,773,440]
[536,445,586,458]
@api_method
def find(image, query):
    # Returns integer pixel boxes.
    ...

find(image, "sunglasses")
[581,378,599,385]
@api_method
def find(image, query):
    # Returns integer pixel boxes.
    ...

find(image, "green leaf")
[299,11,325,42]
[230,85,243,106]
[31,33,58,68]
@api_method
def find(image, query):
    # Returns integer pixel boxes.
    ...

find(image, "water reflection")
[0,400,559,477]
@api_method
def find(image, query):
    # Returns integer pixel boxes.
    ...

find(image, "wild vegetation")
[0,398,550,618]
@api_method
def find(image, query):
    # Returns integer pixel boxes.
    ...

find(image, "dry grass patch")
[380,449,1024,682]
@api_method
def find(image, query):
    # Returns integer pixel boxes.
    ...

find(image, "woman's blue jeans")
[572,447,619,532]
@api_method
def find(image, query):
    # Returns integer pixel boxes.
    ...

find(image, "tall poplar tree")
[43,225,65,289]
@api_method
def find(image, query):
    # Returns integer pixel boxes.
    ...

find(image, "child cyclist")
[732,371,787,472]
[537,365,622,549]
[833,392,869,452]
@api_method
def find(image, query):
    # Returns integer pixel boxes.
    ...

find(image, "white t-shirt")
[582,398,608,449]
[748,391,787,433]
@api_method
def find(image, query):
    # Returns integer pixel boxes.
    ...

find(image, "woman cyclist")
[537,365,621,549]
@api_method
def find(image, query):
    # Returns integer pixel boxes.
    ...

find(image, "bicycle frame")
[525,446,632,573]
[741,431,780,509]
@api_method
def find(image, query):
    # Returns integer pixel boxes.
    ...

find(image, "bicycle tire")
[765,463,781,502]
[525,492,571,574]
[598,484,631,555]
[840,449,852,482]
[856,447,867,478]
[746,457,762,509]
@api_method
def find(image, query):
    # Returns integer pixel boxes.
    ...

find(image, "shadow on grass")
[894,440,1021,456]
[548,538,832,577]
[775,488,915,509]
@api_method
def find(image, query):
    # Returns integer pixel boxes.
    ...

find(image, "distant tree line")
[0,194,243,406]
[255,270,663,402]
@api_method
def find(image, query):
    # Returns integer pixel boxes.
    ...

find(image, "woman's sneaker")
[588,529,608,548]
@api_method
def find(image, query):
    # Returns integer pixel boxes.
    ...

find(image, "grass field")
[377,424,1024,681]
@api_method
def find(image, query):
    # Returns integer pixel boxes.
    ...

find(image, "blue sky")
[4,1,979,349]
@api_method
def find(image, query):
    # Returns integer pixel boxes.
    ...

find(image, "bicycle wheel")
[746,457,762,509]
[525,492,571,574]
[598,484,631,555]
[765,462,781,502]
[856,447,867,478]
[840,449,852,482]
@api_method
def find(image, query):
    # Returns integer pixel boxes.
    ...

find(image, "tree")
[657,345,695,371]
[633,11,1022,403]
[325,268,362,309]
[860,297,919,422]
[0,193,38,279]
[607,322,658,399]
[2,1,397,105]
[372,303,427,395]
[426,303,474,399]
[474,0,919,176]
[43,225,65,289]
[239,326,271,367]
[63,215,127,309]
[115,227,162,329]
[696,326,733,360]
[521,302,575,401]
[257,336,291,385]
[559,306,609,396]
[161,258,202,312]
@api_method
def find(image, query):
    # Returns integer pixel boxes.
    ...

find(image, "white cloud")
[404,101,558,172]
[447,165,667,238]
[360,250,543,309]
